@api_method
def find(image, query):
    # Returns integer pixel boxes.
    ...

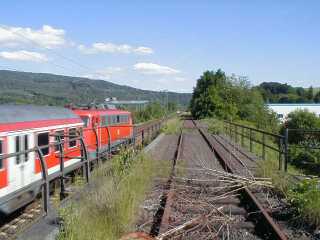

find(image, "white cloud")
[82,67,123,80]
[78,42,153,55]
[134,46,154,55]
[133,62,180,75]
[0,50,48,62]
[0,25,66,49]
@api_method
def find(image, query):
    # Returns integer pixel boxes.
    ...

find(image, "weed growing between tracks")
[57,149,169,240]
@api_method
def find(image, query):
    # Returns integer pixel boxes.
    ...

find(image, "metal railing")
[0,119,163,216]
[224,121,287,171]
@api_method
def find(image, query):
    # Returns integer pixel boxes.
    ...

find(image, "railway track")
[0,120,163,240]
[150,118,289,240]
[0,202,42,240]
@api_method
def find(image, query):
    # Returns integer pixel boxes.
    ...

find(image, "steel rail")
[150,123,183,237]
[193,120,288,240]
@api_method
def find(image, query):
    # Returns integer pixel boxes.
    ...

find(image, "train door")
[8,133,34,191]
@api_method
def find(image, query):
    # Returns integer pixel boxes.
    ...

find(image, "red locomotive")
[72,108,133,160]
[0,105,133,214]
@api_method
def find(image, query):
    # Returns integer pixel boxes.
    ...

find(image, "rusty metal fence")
[224,121,288,171]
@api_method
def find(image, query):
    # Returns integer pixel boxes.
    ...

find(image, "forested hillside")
[256,82,320,103]
[0,70,191,106]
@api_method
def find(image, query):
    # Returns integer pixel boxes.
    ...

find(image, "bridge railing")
[224,121,287,171]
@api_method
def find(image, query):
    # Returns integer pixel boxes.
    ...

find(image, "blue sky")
[0,1,319,92]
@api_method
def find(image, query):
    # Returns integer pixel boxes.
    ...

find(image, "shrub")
[282,109,320,144]
[288,179,320,227]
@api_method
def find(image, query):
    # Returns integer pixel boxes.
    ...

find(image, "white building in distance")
[267,103,320,121]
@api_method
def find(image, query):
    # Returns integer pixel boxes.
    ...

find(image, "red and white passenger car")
[0,105,83,214]
[0,105,134,215]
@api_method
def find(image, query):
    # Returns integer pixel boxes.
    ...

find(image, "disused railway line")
[150,118,289,240]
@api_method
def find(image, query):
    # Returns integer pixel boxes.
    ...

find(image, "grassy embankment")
[202,118,320,228]
[57,148,170,240]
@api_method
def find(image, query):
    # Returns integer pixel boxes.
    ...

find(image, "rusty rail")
[193,120,288,240]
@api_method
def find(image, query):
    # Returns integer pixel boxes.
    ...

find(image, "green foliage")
[288,179,320,227]
[131,101,178,123]
[289,144,320,175]
[201,118,224,134]
[282,109,320,144]
[257,82,319,103]
[314,91,320,103]
[161,117,182,134]
[131,102,165,123]
[57,150,170,240]
[190,69,278,129]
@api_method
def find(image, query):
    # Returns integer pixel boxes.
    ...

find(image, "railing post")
[262,133,266,160]
[106,126,111,159]
[142,129,145,145]
[57,135,65,199]
[278,137,283,171]
[93,127,99,163]
[79,137,89,183]
[36,147,50,215]
[284,128,289,172]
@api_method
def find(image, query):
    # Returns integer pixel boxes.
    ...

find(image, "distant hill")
[256,82,320,103]
[0,70,191,107]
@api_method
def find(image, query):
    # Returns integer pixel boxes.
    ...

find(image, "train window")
[54,130,65,152]
[24,135,29,161]
[15,136,21,164]
[81,116,90,128]
[38,132,49,156]
[100,116,107,126]
[0,140,3,169]
[123,115,128,123]
[68,128,77,148]
[117,115,120,123]
[105,116,109,126]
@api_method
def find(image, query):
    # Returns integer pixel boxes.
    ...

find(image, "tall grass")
[57,150,169,240]
[161,117,182,135]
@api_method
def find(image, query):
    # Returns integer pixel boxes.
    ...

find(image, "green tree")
[282,109,320,144]
[306,86,314,101]
[314,91,320,103]
[190,69,278,129]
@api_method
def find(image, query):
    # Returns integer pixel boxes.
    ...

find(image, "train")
[0,105,134,215]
